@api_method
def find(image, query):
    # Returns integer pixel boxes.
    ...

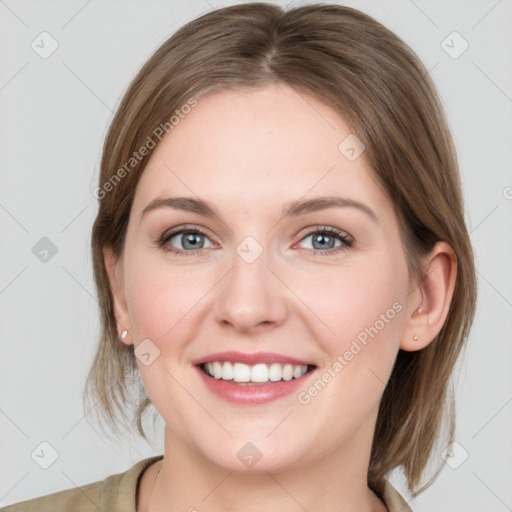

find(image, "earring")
[120,330,128,340]
[413,335,419,341]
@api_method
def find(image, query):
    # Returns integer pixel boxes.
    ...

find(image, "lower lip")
[195,366,315,404]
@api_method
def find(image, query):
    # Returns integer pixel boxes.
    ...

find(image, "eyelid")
[158,224,216,247]
[296,224,352,242]
[295,226,353,252]
[158,224,354,256]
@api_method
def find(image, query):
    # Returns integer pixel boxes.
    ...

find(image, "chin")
[193,435,309,474]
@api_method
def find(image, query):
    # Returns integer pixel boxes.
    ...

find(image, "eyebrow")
[140,195,378,223]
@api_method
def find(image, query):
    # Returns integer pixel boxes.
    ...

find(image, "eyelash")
[157,225,354,257]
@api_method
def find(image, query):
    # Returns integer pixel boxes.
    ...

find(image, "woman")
[2,3,476,511]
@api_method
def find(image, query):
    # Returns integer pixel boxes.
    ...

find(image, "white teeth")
[222,361,234,380]
[293,365,303,379]
[251,363,269,382]
[213,362,223,379]
[233,362,251,382]
[269,363,282,381]
[282,364,294,381]
[203,362,309,383]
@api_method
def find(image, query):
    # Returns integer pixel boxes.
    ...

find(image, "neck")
[142,413,388,512]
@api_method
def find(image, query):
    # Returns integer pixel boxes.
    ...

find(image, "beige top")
[0,455,412,511]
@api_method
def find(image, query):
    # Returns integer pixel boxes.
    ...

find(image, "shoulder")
[381,479,414,512]
[0,480,102,512]
[0,455,164,512]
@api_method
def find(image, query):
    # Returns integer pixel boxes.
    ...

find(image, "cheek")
[284,258,408,448]
[122,253,205,431]
[305,260,405,349]
[125,267,175,341]
[299,254,407,400]
[123,249,209,343]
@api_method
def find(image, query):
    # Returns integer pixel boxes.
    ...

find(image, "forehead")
[132,84,390,222]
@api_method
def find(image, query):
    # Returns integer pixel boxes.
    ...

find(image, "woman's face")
[111,83,414,472]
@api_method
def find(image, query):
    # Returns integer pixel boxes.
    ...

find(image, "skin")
[104,83,456,512]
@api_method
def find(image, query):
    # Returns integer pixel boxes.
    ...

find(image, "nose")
[213,243,288,335]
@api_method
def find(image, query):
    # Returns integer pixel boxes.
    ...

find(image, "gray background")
[1,1,511,510]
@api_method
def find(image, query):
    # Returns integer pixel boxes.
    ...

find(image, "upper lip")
[192,351,314,367]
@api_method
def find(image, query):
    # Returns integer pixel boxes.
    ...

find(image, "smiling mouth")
[199,361,316,385]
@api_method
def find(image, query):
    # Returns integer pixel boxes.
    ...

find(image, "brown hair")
[84,2,477,497]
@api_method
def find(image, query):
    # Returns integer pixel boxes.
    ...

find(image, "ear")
[400,241,457,352]
[103,246,133,346]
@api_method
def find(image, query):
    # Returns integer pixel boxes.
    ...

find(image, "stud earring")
[120,330,128,340]
[413,335,419,341]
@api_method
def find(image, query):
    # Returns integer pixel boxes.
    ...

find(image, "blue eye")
[157,225,353,257]
[297,227,353,255]
[159,226,214,256]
